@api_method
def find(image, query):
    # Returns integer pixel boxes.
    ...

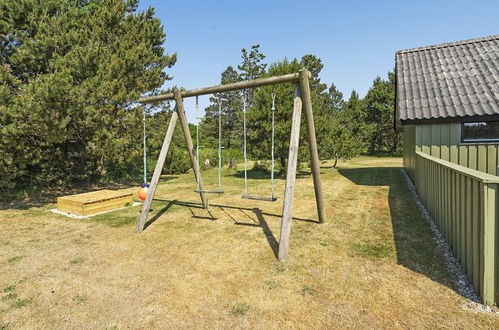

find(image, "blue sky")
[137,0,498,122]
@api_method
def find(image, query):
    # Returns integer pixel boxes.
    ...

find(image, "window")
[462,121,499,143]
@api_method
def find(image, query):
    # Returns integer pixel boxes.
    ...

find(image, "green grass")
[229,303,251,316]
[13,298,32,308]
[0,322,9,330]
[301,285,315,296]
[3,156,496,328]
[2,285,15,293]
[91,212,136,227]
[22,208,48,217]
[350,242,395,259]
[73,294,87,304]
[265,280,279,290]
[2,293,17,301]
[6,256,23,263]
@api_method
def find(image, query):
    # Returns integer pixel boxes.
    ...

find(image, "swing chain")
[270,91,276,199]
[218,96,223,191]
[242,92,248,196]
[195,96,200,190]
[142,107,147,185]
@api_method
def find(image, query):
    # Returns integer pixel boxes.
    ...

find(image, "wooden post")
[135,110,179,233]
[174,90,209,209]
[277,85,303,261]
[299,69,326,223]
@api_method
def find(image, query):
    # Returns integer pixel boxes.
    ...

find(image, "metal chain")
[143,107,147,184]
[218,97,223,191]
[195,96,200,190]
[242,93,248,196]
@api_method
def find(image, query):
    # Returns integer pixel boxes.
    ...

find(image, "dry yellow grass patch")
[0,156,498,328]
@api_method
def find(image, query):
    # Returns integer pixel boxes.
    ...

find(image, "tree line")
[0,0,400,193]
[198,45,401,172]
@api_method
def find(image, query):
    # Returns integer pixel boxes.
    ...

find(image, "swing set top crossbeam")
[138,71,308,104]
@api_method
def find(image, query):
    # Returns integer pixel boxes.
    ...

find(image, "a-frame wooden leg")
[299,69,326,223]
[174,90,209,209]
[278,85,303,261]
[135,109,179,233]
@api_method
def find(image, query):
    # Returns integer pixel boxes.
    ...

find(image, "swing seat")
[241,195,277,202]
[194,189,224,194]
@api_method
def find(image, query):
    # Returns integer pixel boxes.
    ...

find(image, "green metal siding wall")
[414,152,498,305]
[402,123,499,305]
[414,123,499,176]
[403,125,416,180]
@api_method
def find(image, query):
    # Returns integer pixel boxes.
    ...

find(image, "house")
[395,35,499,305]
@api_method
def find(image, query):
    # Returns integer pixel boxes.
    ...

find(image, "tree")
[0,0,176,190]
[321,90,369,167]
[246,54,332,172]
[199,45,267,164]
[145,104,191,176]
[238,44,266,105]
[200,66,243,150]
[248,58,309,172]
[364,72,400,153]
[300,55,333,164]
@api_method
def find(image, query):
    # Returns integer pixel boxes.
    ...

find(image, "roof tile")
[396,35,499,122]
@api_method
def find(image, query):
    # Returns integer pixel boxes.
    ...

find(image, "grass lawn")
[0,156,498,328]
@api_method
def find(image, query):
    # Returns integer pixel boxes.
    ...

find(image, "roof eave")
[400,114,499,126]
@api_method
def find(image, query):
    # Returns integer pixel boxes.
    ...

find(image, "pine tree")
[248,58,307,172]
[321,90,369,167]
[201,66,243,150]
[238,44,266,105]
[364,72,400,153]
[0,0,176,189]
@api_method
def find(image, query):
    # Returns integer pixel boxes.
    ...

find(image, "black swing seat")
[241,195,277,202]
[194,189,224,194]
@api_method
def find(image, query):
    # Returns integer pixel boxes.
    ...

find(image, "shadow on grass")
[234,208,279,259]
[150,198,317,260]
[188,207,217,221]
[143,200,176,230]
[338,167,456,295]
[153,198,318,224]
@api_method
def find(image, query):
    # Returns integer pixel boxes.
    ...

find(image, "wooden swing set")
[135,69,325,261]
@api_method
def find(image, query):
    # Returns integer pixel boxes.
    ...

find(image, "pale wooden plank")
[174,90,209,209]
[139,72,301,103]
[299,70,325,223]
[135,111,179,232]
[277,85,303,261]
